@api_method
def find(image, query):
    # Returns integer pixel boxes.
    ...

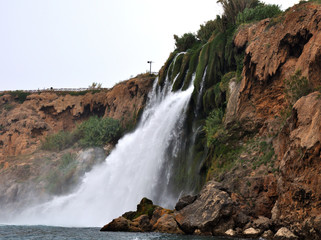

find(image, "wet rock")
[100,216,129,232]
[243,227,261,237]
[175,195,197,211]
[132,215,152,232]
[262,229,274,239]
[274,227,298,239]
[153,214,183,234]
[225,229,236,236]
[252,216,272,231]
[175,181,233,234]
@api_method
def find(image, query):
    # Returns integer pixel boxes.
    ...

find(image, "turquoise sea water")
[0,225,254,240]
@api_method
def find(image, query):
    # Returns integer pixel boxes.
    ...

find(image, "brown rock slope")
[0,74,154,161]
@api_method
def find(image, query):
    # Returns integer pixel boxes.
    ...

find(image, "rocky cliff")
[0,74,154,161]
[103,2,321,239]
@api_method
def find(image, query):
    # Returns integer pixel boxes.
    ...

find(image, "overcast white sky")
[0,0,299,91]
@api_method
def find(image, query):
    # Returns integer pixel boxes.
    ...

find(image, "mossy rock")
[158,52,177,87]
[122,197,158,221]
[172,53,191,92]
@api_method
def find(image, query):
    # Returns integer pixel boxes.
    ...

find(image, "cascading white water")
[7,76,194,227]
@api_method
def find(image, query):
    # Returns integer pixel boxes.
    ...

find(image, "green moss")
[158,52,177,87]
[205,141,243,181]
[172,53,191,91]
[182,47,202,90]
[123,197,158,220]
[170,53,184,82]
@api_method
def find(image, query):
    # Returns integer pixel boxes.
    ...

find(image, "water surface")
[0,225,253,240]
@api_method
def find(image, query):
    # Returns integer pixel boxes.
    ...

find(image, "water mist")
[4,76,194,227]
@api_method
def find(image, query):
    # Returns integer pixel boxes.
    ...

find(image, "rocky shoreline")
[101,181,317,239]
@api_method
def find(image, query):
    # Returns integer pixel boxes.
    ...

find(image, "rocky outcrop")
[175,181,233,235]
[0,74,154,160]
[100,198,183,234]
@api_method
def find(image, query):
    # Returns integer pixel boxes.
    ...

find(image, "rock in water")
[100,216,129,232]
[174,181,233,234]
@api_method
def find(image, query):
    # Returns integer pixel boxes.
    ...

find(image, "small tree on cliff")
[217,0,260,25]
[173,33,199,52]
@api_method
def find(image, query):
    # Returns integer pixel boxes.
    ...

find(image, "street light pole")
[147,61,153,75]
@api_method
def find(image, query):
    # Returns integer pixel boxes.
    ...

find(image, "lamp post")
[147,61,153,75]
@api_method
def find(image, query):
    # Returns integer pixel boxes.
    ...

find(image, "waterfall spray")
[4,75,194,227]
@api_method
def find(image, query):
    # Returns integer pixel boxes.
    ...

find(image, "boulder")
[262,230,274,239]
[274,227,298,239]
[175,195,197,211]
[243,227,261,237]
[100,216,129,231]
[153,214,184,234]
[225,229,236,236]
[175,181,233,234]
[252,216,272,231]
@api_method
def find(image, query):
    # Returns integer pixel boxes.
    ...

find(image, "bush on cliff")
[41,131,76,151]
[236,3,282,25]
[173,33,200,52]
[284,70,313,105]
[197,20,217,43]
[41,116,121,151]
[76,116,121,148]
[218,0,260,25]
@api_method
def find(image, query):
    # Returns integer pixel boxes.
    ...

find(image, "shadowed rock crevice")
[280,29,313,58]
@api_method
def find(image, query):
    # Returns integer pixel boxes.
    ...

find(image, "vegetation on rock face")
[197,20,217,43]
[217,0,260,25]
[41,131,76,151]
[284,70,314,105]
[173,33,200,52]
[157,0,284,186]
[77,116,121,147]
[236,3,282,25]
[41,116,121,151]
[8,91,31,103]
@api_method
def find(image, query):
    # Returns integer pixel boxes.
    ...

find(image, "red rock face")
[0,75,154,161]
[233,2,321,234]
[275,92,321,228]
[235,2,321,133]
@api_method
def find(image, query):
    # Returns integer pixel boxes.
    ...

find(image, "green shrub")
[204,108,226,146]
[220,71,236,93]
[3,104,14,111]
[174,33,199,52]
[60,153,77,169]
[41,131,76,151]
[218,0,260,25]
[284,70,313,105]
[77,116,121,147]
[236,4,282,25]
[197,20,217,43]
[9,91,31,103]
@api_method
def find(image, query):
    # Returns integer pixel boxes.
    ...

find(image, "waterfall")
[6,76,194,227]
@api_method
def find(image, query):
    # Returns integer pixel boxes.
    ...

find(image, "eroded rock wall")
[0,75,154,161]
